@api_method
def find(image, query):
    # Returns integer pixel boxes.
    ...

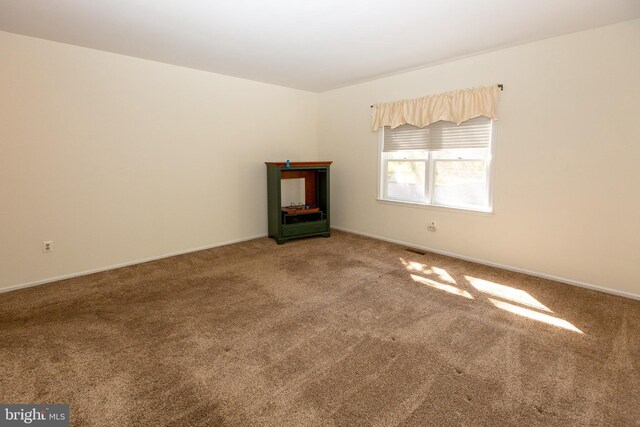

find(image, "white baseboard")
[333,226,640,301]
[0,233,268,294]
[4,228,638,301]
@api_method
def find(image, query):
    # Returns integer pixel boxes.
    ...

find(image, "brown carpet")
[1,230,639,426]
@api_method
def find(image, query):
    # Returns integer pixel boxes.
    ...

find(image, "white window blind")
[383,116,492,152]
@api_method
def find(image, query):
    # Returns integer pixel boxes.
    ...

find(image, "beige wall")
[0,31,318,291]
[318,19,640,297]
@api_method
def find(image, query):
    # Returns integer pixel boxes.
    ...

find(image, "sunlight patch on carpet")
[410,274,474,299]
[488,298,583,334]
[400,257,584,334]
[465,276,552,312]
[401,259,428,273]
[431,266,456,284]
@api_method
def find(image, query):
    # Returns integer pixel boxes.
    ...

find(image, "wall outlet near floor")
[427,221,437,232]
[42,241,53,253]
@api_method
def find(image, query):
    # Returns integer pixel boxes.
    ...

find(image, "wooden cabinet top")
[265,161,332,167]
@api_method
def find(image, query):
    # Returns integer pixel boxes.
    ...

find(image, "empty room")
[1,1,639,425]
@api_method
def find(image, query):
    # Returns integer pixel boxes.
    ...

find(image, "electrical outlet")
[427,221,437,232]
[43,241,53,253]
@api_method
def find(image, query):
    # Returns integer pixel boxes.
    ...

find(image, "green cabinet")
[265,161,331,244]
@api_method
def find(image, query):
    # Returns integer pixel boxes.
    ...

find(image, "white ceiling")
[1,1,639,92]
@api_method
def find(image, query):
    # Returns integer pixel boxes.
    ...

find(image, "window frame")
[377,120,496,213]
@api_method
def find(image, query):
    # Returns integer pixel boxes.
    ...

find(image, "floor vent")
[405,247,427,255]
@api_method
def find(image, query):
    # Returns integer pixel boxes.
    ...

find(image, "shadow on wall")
[400,258,584,334]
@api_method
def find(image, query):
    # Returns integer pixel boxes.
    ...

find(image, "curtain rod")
[370,83,504,108]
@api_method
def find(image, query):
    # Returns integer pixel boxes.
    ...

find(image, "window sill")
[376,198,494,216]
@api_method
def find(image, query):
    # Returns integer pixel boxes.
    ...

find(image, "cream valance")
[371,84,500,131]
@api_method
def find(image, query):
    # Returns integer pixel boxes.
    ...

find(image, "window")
[379,116,494,211]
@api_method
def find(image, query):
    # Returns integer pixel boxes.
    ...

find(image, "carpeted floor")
[1,230,639,426]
